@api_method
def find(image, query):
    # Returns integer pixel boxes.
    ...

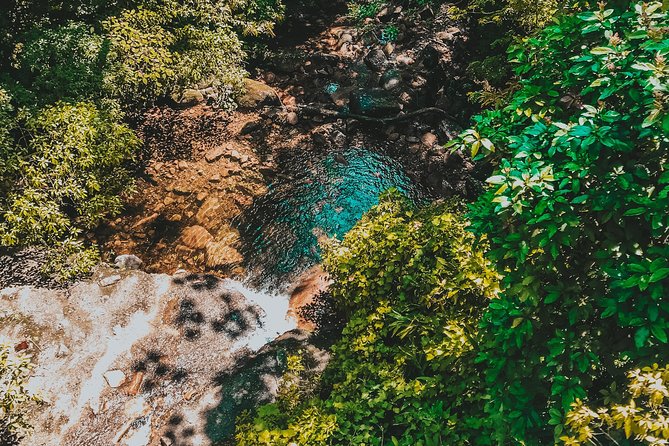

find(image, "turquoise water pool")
[234,146,424,288]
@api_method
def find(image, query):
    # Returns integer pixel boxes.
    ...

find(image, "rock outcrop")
[0,268,325,446]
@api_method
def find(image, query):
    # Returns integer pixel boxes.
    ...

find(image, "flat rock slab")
[0,268,324,446]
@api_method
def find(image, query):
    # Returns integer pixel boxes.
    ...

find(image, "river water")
[232,146,425,289]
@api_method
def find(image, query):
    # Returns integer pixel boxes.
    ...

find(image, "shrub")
[102,7,180,107]
[103,0,284,108]
[451,1,669,442]
[0,344,41,444]
[12,22,107,105]
[0,100,139,247]
[235,353,336,446]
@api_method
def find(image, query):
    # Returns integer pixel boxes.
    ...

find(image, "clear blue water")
[233,146,424,288]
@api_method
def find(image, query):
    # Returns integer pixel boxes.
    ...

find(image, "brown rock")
[132,213,159,229]
[172,184,193,195]
[421,132,438,146]
[181,225,213,250]
[230,150,242,161]
[215,225,241,245]
[396,54,414,66]
[205,146,225,163]
[285,112,299,125]
[205,241,243,269]
[123,372,144,396]
[195,197,239,229]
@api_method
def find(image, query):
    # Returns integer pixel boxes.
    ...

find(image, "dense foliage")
[235,190,499,445]
[453,1,669,443]
[564,363,669,445]
[0,0,285,280]
[0,344,41,444]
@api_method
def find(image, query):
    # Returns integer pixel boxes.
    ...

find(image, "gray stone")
[103,370,126,388]
[364,49,387,72]
[99,275,122,287]
[381,70,401,90]
[114,255,143,270]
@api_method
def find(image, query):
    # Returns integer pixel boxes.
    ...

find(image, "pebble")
[396,54,415,66]
[205,146,225,163]
[421,132,438,146]
[103,370,126,388]
[285,111,299,125]
[56,342,70,358]
[383,42,395,56]
[230,150,242,161]
[411,76,427,88]
[209,174,221,183]
[383,77,401,90]
[337,33,353,49]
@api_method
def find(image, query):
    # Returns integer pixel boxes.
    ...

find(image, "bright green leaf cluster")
[563,363,669,445]
[0,344,41,444]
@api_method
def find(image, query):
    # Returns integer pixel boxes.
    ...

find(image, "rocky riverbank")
[93,0,482,278]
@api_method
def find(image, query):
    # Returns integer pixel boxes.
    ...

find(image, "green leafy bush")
[235,354,337,446]
[235,191,499,445]
[103,0,283,108]
[451,1,669,442]
[12,22,107,105]
[0,344,41,444]
[0,100,139,247]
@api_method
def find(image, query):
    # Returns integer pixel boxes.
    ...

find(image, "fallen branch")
[296,105,458,125]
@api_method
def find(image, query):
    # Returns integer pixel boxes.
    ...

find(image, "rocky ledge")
[0,263,328,446]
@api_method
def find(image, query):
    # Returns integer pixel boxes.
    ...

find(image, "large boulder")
[237,79,281,108]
